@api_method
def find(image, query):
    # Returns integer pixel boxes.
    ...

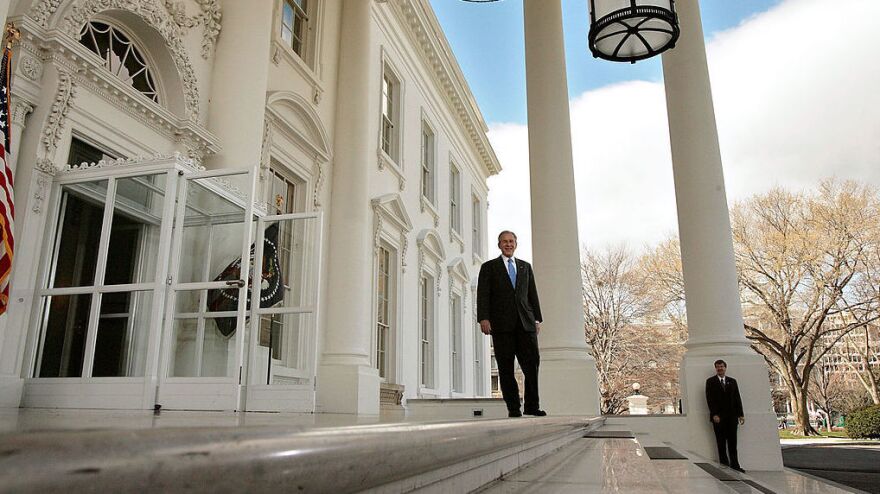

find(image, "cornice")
[386,0,502,178]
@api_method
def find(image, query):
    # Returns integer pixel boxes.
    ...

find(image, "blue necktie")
[507,258,516,288]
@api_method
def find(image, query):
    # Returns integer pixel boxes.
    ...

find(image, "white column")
[662,0,782,470]
[316,0,379,414]
[205,0,273,169]
[523,0,599,415]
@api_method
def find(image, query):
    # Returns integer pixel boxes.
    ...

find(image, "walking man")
[706,359,745,472]
[477,231,545,417]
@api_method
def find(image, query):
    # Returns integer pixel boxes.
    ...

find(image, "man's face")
[715,363,727,377]
[498,233,517,258]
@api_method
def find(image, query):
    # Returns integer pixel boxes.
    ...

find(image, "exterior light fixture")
[588,0,680,63]
[632,382,641,395]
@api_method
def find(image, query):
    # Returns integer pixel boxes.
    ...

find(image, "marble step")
[0,415,603,493]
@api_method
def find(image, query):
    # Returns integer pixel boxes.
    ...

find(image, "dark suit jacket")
[477,256,543,333]
[705,376,744,423]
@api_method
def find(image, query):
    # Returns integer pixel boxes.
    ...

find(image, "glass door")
[157,169,256,411]
[244,211,322,411]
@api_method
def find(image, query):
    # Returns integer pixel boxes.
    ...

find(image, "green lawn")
[778,429,849,439]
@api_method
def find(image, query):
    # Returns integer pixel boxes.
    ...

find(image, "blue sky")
[428,0,880,260]
[431,0,781,125]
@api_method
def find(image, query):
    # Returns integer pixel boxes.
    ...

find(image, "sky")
[430,0,880,261]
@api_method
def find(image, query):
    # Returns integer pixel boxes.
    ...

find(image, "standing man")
[706,359,745,472]
[477,231,545,418]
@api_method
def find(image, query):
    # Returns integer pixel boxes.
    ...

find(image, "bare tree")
[733,180,880,434]
[640,180,880,434]
[842,325,880,404]
[581,246,651,414]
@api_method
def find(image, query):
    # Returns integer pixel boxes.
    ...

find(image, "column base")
[679,348,783,471]
[538,349,600,416]
[0,375,23,408]
[316,362,380,415]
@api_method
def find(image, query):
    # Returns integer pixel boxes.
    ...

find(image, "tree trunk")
[790,385,819,436]
[869,377,880,405]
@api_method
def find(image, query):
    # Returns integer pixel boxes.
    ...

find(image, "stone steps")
[0,415,603,493]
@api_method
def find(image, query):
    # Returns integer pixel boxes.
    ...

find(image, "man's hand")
[536,322,542,335]
[480,320,492,335]
[738,417,745,426]
[712,415,721,424]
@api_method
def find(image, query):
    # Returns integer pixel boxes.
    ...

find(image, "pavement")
[782,441,880,494]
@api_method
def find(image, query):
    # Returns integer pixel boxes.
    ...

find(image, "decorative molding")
[61,0,201,120]
[35,158,58,176]
[42,70,76,158]
[270,39,325,105]
[377,148,405,191]
[19,55,42,81]
[420,195,440,228]
[372,215,383,253]
[389,0,501,178]
[401,236,409,273]
[32,173,51,214]
[259,117,273,181]
[29,0,63,27]
[164,0,222,59]
[63,152,202,173]
[312,156,324,209]
[11,101,35,127]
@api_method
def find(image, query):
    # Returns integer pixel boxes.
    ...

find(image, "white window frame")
[471,191,485,264]
[419,273,435,390]
[377,53,405,183]
[375,244,395,381]
[450,292,463,394]
[449,163,461,236]
[420,120,436,205]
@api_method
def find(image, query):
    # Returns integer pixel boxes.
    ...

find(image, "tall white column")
[523,0,599,415]
[662,0,782,470]
[316,0,379,414]
[205,0,273,169]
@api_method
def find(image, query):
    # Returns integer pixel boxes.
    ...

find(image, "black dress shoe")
[732,466,745,473]
[524,409,547,416]
[508,410,522,417]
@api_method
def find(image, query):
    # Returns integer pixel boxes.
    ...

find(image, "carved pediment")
[447,257,469,283]
[372,193,413,233]
[266,91,331,162]
[417,228,445,263]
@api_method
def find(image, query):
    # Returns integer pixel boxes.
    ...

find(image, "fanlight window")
[79,21,159,103]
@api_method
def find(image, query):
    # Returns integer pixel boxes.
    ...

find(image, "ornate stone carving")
[62,152,201,172]
[29,0,63,27]
[401,237,409,273]
[259,117,273,181]
[165,0,222,59]
[312,156,324,209]
[42,71,76,158]
[11,101,34,127]
[373,214,383,253]
[19,56,42,81]
[35,158,58,176]
[62,0,201,120]
[32,173,51,214]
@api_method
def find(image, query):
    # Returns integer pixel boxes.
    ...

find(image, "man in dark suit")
[705,359,745,472]
[477,231,545,418]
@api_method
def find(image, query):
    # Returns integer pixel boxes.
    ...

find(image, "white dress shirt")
[502,255,517,275]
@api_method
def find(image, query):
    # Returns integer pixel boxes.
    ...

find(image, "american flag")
[0,39,15,314]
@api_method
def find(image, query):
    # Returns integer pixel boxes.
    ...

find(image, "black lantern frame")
[588,0,680,63]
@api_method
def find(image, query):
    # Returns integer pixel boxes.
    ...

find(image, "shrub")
[846,405,880,439]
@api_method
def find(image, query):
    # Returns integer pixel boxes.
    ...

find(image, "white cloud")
[486,0,880,261]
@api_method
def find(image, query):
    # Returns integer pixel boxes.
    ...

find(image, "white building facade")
[0,0,500,415]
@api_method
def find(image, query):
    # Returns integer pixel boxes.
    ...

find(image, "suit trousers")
[713,421,740,468]
[492,328,540,412]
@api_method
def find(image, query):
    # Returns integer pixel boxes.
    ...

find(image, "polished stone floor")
[480,436,859,494]
[0,409,861,493]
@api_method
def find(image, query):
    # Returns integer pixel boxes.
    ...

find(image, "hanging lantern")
[588,0,680,63]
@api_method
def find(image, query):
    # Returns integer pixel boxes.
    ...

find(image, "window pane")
[37,294,93,377]
[104,175,166,285]
[93,291,152,377]
[50,181,110,288]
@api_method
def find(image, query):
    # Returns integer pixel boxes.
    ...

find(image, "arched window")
[79,21,159,104]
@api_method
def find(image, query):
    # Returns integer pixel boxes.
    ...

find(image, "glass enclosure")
[30,157,323,411]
